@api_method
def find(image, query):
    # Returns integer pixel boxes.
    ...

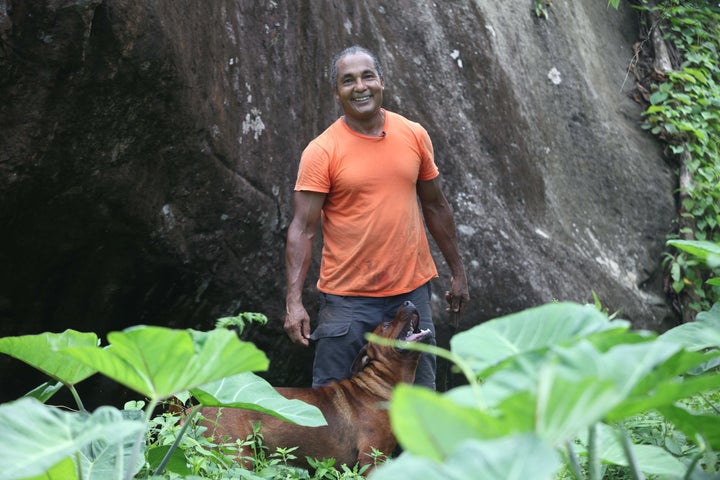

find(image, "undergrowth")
[142,407,380,479]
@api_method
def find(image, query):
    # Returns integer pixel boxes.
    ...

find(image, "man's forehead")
[337,54,378,76]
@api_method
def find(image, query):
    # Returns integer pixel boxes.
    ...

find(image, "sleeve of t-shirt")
[295,141,332,193]
[417,126,440,181]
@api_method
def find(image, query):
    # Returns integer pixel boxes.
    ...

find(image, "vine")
[618,0,720,319]
[643,1,719,317]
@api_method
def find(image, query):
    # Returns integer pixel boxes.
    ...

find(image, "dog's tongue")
[404,328,432,342]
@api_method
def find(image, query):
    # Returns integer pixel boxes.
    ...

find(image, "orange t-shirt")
[295,110,439,296]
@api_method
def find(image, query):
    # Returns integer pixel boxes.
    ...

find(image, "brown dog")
[199,300,432,471]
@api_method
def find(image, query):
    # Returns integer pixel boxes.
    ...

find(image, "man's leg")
[310,294,384,387]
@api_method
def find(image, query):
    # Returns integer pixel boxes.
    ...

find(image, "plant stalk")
[564,440,584,480]
[588,423,600,480]
[154,404,201,476]
[67,384,86,412]
[619,427,645,480]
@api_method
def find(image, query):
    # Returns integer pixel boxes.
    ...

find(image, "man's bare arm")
[285,190,326,346]
[417,178,469,313]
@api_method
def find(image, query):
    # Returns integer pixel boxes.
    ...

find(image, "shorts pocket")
[309,294,352,341]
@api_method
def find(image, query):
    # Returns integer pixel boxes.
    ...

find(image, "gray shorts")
[309,282,436,389]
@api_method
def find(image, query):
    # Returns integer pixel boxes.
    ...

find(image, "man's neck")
[342,109,385,137]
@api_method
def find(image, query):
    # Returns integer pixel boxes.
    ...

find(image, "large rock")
[0,0,676,405]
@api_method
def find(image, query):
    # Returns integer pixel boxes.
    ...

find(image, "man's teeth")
[352,96,371,102]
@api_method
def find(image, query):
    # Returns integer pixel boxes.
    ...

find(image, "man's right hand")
[284,303,311,347]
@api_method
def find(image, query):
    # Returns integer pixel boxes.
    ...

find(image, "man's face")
[333,53,384,122]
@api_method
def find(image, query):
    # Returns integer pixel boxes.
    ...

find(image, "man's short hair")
[330,46,384,87]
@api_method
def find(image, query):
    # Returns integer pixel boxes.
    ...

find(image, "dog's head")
[350,301,433,378]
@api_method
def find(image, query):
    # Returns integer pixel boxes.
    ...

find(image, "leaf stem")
[619,426,645,480]
[67,384,86,412]
[154,404,201,476]
[588,423,600,480]
[564,440,584,480]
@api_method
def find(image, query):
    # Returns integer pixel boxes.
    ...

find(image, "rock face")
[0,0,676,404]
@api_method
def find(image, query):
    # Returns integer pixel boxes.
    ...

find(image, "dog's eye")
[381,323,390,331]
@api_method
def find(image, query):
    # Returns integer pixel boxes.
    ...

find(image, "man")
[284,46,469,389]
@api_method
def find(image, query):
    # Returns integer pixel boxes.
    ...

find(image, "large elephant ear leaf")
[451,302,624,375]
[62,325,268,401]
[192,372,327,426]
[371,436,561,480]
[0,397,145,480]
[658,303,720,351]
[0,329,98,386]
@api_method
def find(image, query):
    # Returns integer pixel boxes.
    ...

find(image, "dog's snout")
[403,300,415,308]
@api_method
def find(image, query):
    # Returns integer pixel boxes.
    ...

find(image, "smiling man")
[284,46,469,389]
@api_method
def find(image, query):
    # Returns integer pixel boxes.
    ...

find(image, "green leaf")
[24,381,64,404]
[607,359,720,421]
[0,398,145,480]
[23,457,78,480]
[668,239,720,263]
[650,90,669,104]
[215,312,268,334]
[593,341,683,395]
[62,326,268,401]
[147,445,191,476]
[371,436,561,480]
[552,338,720,423]
[451,302,625,375]
[0,330,98,385]
[660,403,720,450]
[75,411,146,479]
[389,384,502,460]
[191,372,327,427]
[481,337,712,437]
[645,105,666,114]
[531,364,622,445]
[658,302,720,350]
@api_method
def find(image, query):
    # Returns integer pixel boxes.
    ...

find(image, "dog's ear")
[350,344,370,375]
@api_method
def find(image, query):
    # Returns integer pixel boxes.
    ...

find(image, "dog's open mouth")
[399,310,433,343]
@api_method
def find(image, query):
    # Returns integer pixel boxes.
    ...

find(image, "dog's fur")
[199,301,432,471]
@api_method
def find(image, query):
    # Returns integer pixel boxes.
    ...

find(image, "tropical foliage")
[638,0,720,313]
[3,292,720,478]
[366,300,720,479]
[0,321,326,480]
